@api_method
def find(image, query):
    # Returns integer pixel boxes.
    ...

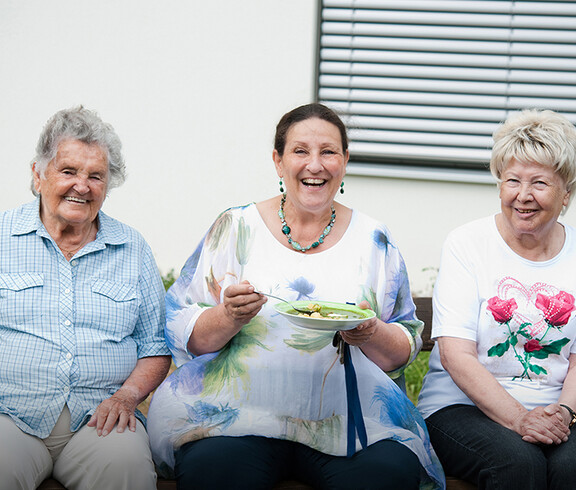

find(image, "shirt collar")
[12,198,130,246]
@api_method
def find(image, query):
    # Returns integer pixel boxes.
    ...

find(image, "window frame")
[316,0,576,184]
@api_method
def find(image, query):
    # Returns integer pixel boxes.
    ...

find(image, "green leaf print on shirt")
[277,414,343,454]
[358,286,380,317]
[206,210,233,252]
[285,329,344,419]
[236,217,252,271]
[284,330,334,352]
[202,315,269,397]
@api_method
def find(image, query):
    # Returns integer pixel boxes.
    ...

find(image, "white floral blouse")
[147,204,444,489]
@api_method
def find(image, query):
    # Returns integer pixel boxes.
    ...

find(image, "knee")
[0,426,51,490]
[55,425,156,490]
[480,445,546,488]
[0,448,51,490]
[91,433,156,481]
[547,443,576,483]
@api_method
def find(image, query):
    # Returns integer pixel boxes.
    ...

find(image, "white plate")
[274,300,376,331]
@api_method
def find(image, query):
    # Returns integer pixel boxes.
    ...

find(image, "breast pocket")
[90,280,138,335]
[0,272,45,326]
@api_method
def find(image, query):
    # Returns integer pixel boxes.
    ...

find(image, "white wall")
[2,1,575,294]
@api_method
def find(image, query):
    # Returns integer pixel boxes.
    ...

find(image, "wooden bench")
[39,297,474,490]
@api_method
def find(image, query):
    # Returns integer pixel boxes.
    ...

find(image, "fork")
[254,291,315,315]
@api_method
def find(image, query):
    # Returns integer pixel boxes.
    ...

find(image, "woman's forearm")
[438,337,527,431]
[360,321,412,372]
[558,354,576,413]
[118,355,172,405]
[187,303,243,355]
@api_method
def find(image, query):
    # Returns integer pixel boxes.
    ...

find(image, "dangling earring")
[340,181,345,194]
[279,179,284,193]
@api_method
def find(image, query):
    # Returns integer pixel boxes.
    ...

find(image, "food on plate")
[296,303,349,319]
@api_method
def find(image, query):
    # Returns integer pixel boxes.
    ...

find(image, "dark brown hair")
[274,103,348,156]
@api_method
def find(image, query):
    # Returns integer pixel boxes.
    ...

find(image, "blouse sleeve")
[165,209,242,366]
[370,225,423,378]
[133,240,171,358]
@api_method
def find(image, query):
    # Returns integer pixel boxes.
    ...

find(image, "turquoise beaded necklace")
[278,193,336,252]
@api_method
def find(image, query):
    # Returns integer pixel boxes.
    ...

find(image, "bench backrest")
[414,296,434,352]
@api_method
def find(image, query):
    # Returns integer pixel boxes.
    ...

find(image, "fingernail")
[102,430,108,437]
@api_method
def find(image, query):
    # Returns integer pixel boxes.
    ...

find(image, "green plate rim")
[274,300,376,321]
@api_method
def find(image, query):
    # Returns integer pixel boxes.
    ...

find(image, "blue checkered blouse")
[0,199,170,438]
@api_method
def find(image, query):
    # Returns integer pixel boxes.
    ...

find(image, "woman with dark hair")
[148,103,444,489]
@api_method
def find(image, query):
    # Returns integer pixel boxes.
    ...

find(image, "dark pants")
[426,404,576,490]
[174,435,422,490]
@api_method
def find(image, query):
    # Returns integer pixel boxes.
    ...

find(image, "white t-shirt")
[418,215,576,419]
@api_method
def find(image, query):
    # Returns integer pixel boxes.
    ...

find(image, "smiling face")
[273,117,348,216]
[33,139,109,232]
[499,158,570,241]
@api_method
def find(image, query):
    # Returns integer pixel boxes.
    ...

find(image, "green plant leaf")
[405,351,430,404]
[162,269,177,291]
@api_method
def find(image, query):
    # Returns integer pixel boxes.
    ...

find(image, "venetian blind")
[318,0,576,175]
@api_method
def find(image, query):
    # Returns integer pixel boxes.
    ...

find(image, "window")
[317,1,576,182]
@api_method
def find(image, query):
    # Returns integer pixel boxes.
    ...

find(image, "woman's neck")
[46,220,98,260]
[495,214,565,261]
[256,196,352,254]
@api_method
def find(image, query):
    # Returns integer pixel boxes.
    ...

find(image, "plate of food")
[274,301,376,331]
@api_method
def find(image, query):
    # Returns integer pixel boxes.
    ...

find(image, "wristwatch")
[560,404,576,428]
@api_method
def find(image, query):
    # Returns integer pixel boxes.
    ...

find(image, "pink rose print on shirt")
[487,296,518,323]
[486,280,572,380]
[535,291,576,327]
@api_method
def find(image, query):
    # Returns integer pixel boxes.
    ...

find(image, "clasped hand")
[518,403,570,445]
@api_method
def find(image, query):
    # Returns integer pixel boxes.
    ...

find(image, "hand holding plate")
[340,301,378,346]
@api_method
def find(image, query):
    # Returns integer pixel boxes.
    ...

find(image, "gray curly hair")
[31,106,126,195]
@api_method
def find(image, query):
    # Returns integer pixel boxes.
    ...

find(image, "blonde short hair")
[490,109,576,206]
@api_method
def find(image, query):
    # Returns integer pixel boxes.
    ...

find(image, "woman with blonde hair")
[418,109,576,489]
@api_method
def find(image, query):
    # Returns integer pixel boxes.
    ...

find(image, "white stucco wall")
[2,1,575,294]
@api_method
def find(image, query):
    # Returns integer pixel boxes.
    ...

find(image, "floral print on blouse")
[147,204,445,489]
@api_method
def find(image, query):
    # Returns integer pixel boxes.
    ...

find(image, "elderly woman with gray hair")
[418,109,576,489]
[0,106,171,489]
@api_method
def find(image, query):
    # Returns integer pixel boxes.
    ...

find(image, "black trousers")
[174,435,422,490]
[426,404,576,490]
